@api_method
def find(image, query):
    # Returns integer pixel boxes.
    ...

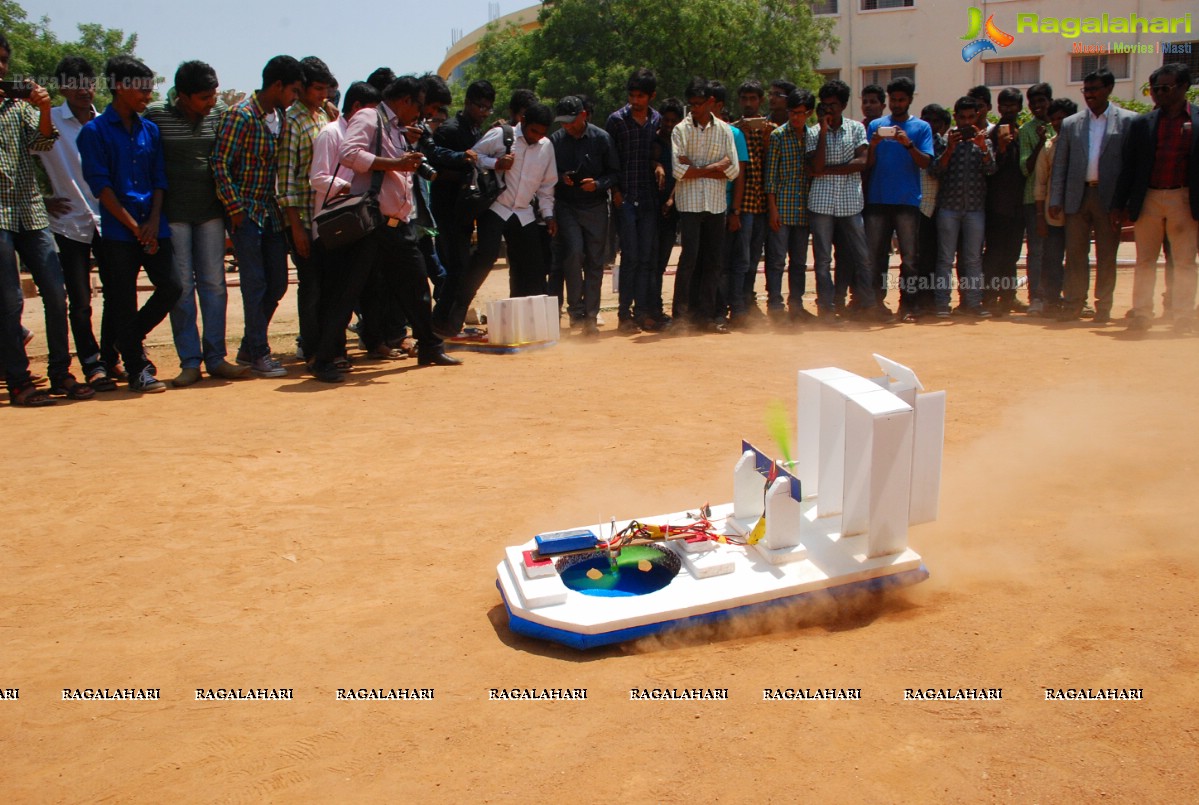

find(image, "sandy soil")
[3,254,1198,803]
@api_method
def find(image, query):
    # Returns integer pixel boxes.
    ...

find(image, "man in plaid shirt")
[731,80,776,320]
[606,68,662,332]
[278,57,334,363]
[212,55,303,379]
[0,32,68,406]
[765,89,815,320]
[806,80,879,321]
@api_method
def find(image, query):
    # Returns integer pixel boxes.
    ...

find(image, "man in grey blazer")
[1048,68,1136,322]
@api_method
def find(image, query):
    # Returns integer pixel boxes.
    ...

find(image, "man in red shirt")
[1112,63,1198,334]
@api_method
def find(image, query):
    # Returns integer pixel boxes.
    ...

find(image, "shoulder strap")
[369,108,386,193]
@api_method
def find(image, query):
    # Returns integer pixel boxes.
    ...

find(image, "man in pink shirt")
[309,76,456,382]
[308,80,380,372]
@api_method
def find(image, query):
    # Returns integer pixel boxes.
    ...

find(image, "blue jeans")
[169,219,228,371]
[729,211,768,315]
[809,212,872,310]
[936,208,985,309]
[230,219,288,360]
[616,198,658,321]
[765,223,809,311]
[864,204,921,311]
[555,200,609,322]
[0,227,71,381]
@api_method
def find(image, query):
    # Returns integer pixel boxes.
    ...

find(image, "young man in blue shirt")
[864,77,934,322]
[79,56,182,393]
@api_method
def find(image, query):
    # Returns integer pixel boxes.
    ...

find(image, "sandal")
[11,380,56,407]
[85,366,117,392]
[333,356,352,372]
[51,374,97,400]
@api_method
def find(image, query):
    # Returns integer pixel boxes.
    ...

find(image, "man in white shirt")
[432,103,558,339]
[34,57,105,393]
[671,78,739,332]
[1048,67,1135,322]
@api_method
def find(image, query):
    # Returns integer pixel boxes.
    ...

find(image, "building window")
[861,65,915,87]
[860,0,913,10]
[1162,41,1198,82]
[984,58,1040,86]
[1069,53,1130,82]
[817,68,842,83]
[812,0,839,14]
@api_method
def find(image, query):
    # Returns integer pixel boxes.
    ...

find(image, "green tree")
[0,0,139,105]
[464,0,837,120]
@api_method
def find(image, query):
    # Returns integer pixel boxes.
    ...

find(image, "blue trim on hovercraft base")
[497,565,929,650]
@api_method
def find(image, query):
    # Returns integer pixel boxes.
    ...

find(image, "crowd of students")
[1,32,1195,406]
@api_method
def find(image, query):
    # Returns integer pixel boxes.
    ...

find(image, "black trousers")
[435,210,544,334]
[982,211,1024,306]
[314,222,440,366]
[99,238,182,375]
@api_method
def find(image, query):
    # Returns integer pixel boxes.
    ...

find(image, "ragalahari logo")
[961,6,1015,62]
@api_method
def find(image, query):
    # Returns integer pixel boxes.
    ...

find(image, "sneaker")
[581,320,600,338]
[1027,300,1045,316]
[1093,310,1112,325]
[250,355,287,378]
[235,349,251,366]
[965,306,993,319]
[295,338,305,362]
[130,366,166,394]
[1008,299,1029,313]
[935,305,951,318]
[1081,304,1096,319]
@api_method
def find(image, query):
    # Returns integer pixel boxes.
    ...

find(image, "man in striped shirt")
[765,89,815,321]
[278,57,334,363]
[145,60,247,387]
[671,77,739,333]
[212,55,303,379]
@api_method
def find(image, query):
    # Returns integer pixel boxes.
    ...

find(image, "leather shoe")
[209,360,250,379]
[418,350,462,366]
[171,367,202,388]
[309,362,344,383]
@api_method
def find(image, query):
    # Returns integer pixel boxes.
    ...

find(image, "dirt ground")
[3,251,1198,804]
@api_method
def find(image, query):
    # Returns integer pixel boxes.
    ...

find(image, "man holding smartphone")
[929,96,996,317]
[0,33,83,406]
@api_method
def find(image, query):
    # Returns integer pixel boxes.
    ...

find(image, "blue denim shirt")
[78,104,170,242]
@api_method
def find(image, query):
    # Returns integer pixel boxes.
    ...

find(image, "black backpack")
[457,122,514,219]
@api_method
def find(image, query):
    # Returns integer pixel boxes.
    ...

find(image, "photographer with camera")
[549,96,619,336]
[310,76,457,383]
[929,95,997,317]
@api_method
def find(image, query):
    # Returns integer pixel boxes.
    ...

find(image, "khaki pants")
[1132,188,1198,322]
